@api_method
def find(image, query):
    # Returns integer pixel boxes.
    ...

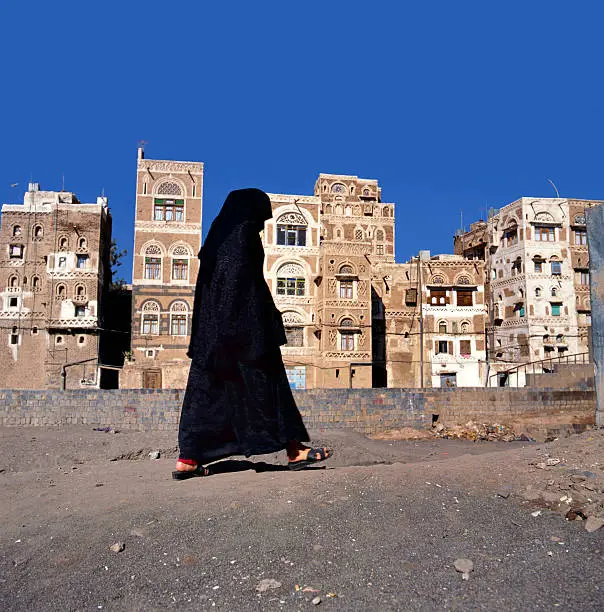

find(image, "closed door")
[143,369,162,389]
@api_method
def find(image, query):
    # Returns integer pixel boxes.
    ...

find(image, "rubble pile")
[521,445,604,530]
[432,421,527,442]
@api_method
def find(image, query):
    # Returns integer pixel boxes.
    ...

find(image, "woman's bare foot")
[175,460,198,472]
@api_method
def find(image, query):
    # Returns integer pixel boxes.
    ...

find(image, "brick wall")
[0,387,595,434]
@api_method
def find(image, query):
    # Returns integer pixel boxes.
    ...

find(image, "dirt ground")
[1,426,603,610]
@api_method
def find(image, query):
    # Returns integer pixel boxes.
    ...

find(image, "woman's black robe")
[178,188,309,463]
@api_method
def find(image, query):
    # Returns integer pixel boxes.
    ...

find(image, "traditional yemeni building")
[120,149,204,389]
[373,253,487,388]
[264,173,395,389]
[0,183,112,389]
[455,198,602,384]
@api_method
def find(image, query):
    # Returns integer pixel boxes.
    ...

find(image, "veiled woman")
[174,188,331,479]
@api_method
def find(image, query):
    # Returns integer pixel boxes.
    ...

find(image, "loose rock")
[109,542,125,553]
[454,558,474,580]
[312,596,322,605]
[255,578,282,593]
[148,451,161,460]
[584,516,604,533]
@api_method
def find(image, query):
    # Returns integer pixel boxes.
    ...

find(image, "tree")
[110,238,128,290]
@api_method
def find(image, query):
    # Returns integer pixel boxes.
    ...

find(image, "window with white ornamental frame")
[170,245,192,282]
[276,212,307,247]
[170,301,189,335]
[141,301,160,335]
[276,262,306,296]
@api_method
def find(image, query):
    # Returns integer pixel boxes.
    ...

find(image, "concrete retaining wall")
[0,387,596,435]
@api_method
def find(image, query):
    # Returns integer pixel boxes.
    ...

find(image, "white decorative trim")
[324,352,370,360]
[138,160,204,173]
[135,221,202,233]
[140,240,167,257]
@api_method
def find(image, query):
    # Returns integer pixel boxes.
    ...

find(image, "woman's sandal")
[172,464,210,480]
[288,447,331,471]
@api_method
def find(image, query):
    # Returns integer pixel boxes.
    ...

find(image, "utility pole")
[418,254,424,388]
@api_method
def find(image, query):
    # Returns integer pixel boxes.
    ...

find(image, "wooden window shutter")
[448,341,453,354]
[434,340,438,353]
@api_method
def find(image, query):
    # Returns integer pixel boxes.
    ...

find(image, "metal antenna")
[546,178,560,198]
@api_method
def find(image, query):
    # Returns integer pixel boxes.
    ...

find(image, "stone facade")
[0,183,111,388]
[265,173,395,389]
[120,149,204,389]
[374,254,487,388]
[0,387,594,436]
[455,198,603,383]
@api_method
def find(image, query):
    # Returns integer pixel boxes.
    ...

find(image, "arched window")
[276,212,307,247]
[154,181,184,221]
[535,287,542,297]
[12,225,22,237]
[551,286,558,297]
[574,213,586,225]
[56,283,66,298]
[331,183,346,194]
[438,321,448,334]
[33,225,43,239]
[325,204,333,214]
[32,276,40,291]
[170,244,191,281]
[383,207,390,217]
[58,236,68,250]
[141,301,160,335]
[156,181,183,196]
[339,318,355,351]
[362,188,370,197]
[338,264,356,300]
[170,301,188,336]
[78,237,87,250]
[535,211,555,222]
[76,284,86,297]
[9,275,18,288]
[281,311,304,347]
[276,262,305,296]
[144,244,162,280]
[460,321,470,334]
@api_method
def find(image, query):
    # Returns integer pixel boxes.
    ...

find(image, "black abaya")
[178,189,309,463]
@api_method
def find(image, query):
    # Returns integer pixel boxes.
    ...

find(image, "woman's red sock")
[177,458,197,466]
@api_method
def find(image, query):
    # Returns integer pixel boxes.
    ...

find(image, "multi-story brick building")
[0,183,112,389]
[264,173,395,389]
[120,149,204,389]
[373,253,487,388]
[455,197,602,383]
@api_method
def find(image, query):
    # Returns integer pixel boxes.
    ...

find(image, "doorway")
[143,369,162,389]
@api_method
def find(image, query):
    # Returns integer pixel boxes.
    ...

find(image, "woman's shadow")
[207,459,327,475]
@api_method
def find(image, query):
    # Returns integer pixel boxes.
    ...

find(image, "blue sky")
[1,1,603,280]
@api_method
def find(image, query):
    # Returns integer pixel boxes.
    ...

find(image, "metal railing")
[487,352,591,388]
